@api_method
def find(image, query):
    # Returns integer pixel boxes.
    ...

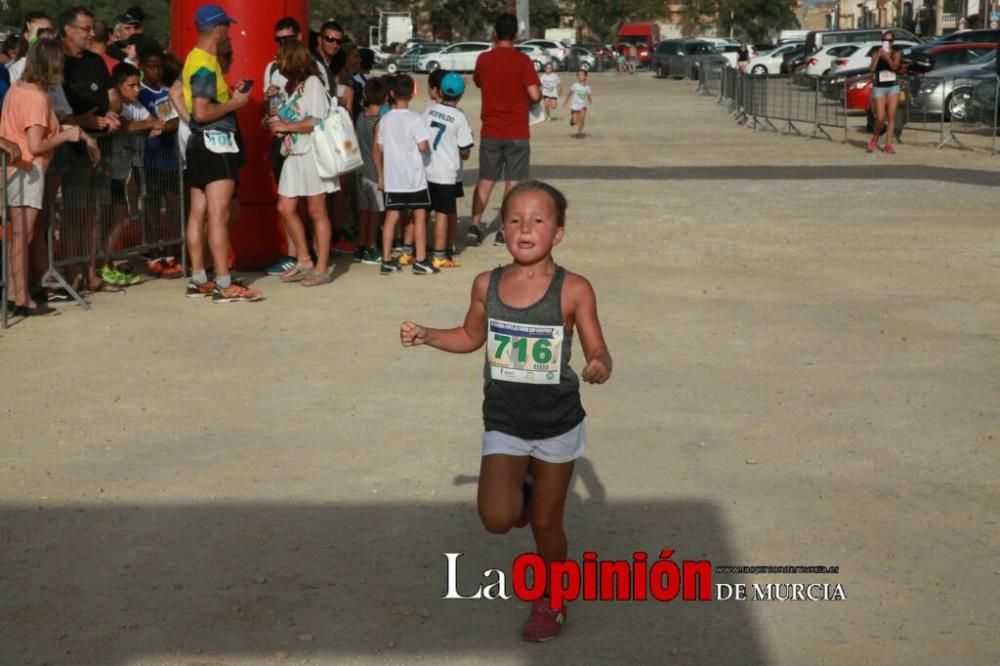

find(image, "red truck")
[616,23,660,66]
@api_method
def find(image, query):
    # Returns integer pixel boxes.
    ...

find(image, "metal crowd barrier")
[713,66,999,153]
[715,67,850,141]
[42,130,186,307]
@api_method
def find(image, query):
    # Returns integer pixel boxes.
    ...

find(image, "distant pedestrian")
[737,41,750,73]
[466,13,541,247]
[565,69,592,138]
[868,31,901,154]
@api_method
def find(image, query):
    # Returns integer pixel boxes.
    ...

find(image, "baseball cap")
[195,4,237,29]
[440,72,465,97]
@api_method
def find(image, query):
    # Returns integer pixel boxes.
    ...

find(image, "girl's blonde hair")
[22,37,64,87]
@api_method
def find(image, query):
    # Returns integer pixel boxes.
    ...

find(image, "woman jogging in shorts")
[868,31,902,154]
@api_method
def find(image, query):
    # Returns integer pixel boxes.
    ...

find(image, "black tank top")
[482,265,586,439]
[874,52,898,88]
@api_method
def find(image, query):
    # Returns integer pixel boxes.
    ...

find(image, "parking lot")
[1,72,998,665]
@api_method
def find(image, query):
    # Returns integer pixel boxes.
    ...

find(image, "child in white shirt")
[375,74,436,275]
[564,69,592,139]
[539,63,561,121]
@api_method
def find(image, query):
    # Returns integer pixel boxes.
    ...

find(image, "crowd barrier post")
[812,77,832,141]
[993,79,999,156]
[1,151,8,329]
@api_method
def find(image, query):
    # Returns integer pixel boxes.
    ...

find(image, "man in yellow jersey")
[181,4,261,303]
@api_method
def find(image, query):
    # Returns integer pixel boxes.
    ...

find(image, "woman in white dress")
[267,40,338,286]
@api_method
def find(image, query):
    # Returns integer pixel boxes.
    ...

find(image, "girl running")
[400,180,613,641]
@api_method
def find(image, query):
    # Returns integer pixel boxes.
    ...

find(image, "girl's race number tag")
[878,70,896,84]
[487,319,563,385]
[204,130,238,154]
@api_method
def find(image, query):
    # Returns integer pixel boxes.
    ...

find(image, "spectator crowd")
[1,5,545,315]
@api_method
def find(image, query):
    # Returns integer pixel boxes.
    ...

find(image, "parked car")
[903,42,996,74]
[416,41,491,72]
[780,44,808,74]
[520,39,570,69]
[712,43,760,69]
[805,28,921,55]
[564,45,598,72]
[828,41,919,76]
[578,42,616,70]
[967,75,999,127]
[913,51,997,120]
[384,42,448,74]
[515,44,555,72]
[822,65,869,100]
[650,39,717,79]
[746,42,803,75]
[804,44,861,76]
[925,28,1000,47]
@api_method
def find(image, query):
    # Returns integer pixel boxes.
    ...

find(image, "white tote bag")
[313,92,363,178]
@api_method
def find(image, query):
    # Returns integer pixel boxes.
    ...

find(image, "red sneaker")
[883,143,896,154]
[866,135,878,153]
[212,281,263,303]
[331,237,357,255]
[521,599,566,642]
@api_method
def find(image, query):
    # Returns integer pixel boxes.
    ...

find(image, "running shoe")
[867,136,878,153]
[101,265,140,286]
[493,230,505,247]
[331,236,357,255]
[46,289,73,303]
[883,144,896,154]
[392,239,405,254]
[212,281,264,303]
[266,256,296,276]
[397,252,415,266]
[521,599,566,642]
[432,256,461,269]
[412,259,441,275]
[361,248,382,265]
[352,247,366,262]
[148,257,183,279]
[465,224,483,246]
[380,258,401,275]
[185,280,216,298]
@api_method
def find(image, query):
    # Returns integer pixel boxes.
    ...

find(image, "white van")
[805,28,920,54]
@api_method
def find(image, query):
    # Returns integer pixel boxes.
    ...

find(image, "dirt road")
[1,72,997,665]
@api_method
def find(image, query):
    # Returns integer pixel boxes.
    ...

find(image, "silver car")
[515,44,555,72]
[913,50,997,120]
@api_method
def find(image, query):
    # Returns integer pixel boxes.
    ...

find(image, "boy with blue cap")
[423,71,474,269]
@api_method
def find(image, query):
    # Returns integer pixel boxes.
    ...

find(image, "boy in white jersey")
[564,69,592,139]
[539,63,561,121]
[424,71,474,269]
[375,74,436,275]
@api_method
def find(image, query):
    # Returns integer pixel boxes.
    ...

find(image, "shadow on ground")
[1,462,767,664]
[466,165,1000,187]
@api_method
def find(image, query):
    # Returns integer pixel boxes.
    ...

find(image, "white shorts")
[6,162,46,209]
[482,421,586,464]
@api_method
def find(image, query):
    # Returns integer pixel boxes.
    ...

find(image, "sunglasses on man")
[274,34,297,44]
[322,35,343,44]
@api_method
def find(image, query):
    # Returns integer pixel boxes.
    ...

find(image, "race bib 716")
[487,318,563,385]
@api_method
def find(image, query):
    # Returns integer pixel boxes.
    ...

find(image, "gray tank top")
[482,265,586,439]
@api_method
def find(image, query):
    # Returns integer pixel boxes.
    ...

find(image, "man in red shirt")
[466,13,541,247]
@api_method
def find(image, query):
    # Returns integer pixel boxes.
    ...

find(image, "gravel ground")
[1,72,997,666]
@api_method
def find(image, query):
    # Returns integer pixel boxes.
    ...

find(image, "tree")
[0,0,171,40]
[571,0,667,43]
[683,0,799,42]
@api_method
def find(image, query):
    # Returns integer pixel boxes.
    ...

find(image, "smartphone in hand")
[237,79,254,94]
